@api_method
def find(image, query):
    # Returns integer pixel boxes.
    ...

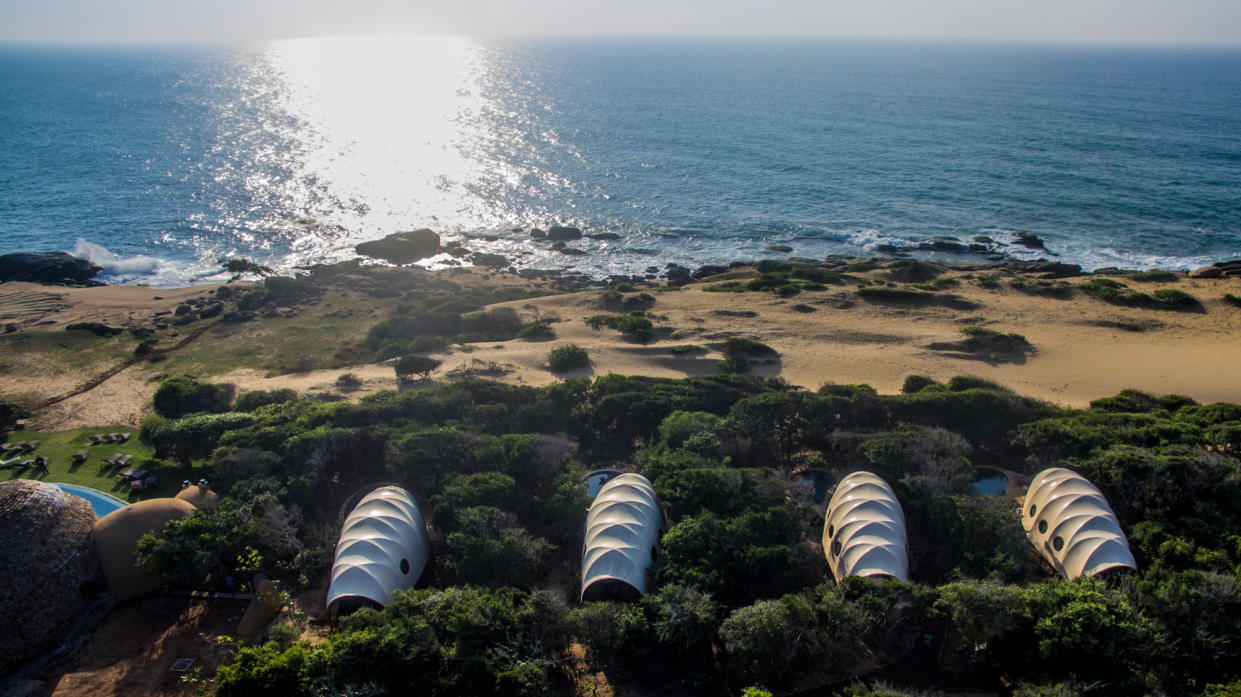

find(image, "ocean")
[1,37,1239,286]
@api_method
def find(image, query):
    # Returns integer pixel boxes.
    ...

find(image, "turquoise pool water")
[584,470,622,498]
[971,471,1009,497]
[55,482,126,517]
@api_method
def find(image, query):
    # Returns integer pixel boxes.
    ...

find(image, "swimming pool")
[970,469,1009,497]
[54,483,127,517]
[583,470,623,498]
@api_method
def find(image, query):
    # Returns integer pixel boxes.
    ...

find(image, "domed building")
[1022,467,1136,579]
[175,481,220,511]
[0,480,102,675]
[326,486,430,621]
[581,473,664,602]
[822,472,909,583]
[92,497,197,601]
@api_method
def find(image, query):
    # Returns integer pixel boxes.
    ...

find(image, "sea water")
[2,37,1239,286]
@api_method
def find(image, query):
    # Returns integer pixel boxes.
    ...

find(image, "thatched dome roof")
[175,484,220,511]
[92,498,196,602]
[0,480,102,674]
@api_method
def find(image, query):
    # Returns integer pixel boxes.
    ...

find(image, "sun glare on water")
[218,35,538,266]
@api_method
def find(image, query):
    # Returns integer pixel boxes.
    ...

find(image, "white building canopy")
[823,471,909,583]
[1023,467,1136,579]
[581,473,663,602]
[327,486,429,617]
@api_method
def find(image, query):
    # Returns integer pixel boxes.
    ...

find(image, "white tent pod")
[1022,468,1136,579]
[327,486,429,619]
[822,472,909,583]
[581,473,663,602]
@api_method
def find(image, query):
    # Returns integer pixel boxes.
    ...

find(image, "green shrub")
[670,344,706,354]
[721,338,777,357]
[517,320,556,340]
[152,375,235,418]
[547,344,589,372]
[1224,293,1241,307]
[1124,270,1180,282]
[719,355,751,374]
[1151,288,1200,308]
[234,388,298,412]
[901,375,939,393]
[586,311,655,342]
[394,354,441,381]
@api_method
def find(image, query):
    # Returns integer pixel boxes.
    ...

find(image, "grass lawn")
[2,428,207,502]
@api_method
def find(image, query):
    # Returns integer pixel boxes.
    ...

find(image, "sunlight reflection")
[261,35,500,249]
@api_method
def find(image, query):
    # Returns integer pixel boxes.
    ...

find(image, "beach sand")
[3,268,1240,430]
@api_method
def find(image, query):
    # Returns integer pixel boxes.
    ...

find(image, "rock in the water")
[470,252,510,267]
[920,238,969,253]
[875,244,901,254]
[666,266,692,284]
[0,252,101,285]
[546,226,583,241]
[355,229,441,263]
[66,322,123,336]
[1007,261,1083,278]
[588,232,621,240]
[557,247,588,256]
[1189,259,1241,279]
[1013,232,1051,252]
[766,244,794,253]
[692,265,729,279]
[530,228,546,239]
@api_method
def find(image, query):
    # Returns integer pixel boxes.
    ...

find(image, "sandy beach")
[3,264,1240,430]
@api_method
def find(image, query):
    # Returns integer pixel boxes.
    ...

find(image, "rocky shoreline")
[4,226,1240,291]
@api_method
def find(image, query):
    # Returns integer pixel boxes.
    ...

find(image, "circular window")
[1053,537,1064,552]
[831,540,842,558]
[650,547,659,562]
[827,525,835,539]
[1037,520,1048,534]
[400,559,410,575]
[1028,504,1037,517]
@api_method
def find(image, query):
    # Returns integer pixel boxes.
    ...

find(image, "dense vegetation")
[133,371,1241,696]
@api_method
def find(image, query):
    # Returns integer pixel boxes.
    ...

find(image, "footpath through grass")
[2,428,201,501]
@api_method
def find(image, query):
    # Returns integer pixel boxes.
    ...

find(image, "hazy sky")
[2,0,1240,45]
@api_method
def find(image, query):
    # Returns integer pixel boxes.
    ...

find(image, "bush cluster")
[128,369,1241,696]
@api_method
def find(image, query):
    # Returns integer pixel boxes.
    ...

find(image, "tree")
[719,594,816,684]
[394,354,441,381]
[152,375,235,418]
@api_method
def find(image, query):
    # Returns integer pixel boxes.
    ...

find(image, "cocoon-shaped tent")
[326,486,429,620]
[581,473,663,602]
[1022,468,1136,579]
[822,472,909,583]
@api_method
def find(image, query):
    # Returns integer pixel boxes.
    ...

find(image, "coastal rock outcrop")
[546,226,583,241]
[1006,260,1084,278]
[470,252,510,267]
[0,251,101,286]
[1189,259,1241,279]
[355,229,441,264]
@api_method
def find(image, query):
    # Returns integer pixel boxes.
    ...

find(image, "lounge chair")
[25,441,38,451]
[118,433,131,442]
[73,450,88,462]
[88,435,103,445]
[0,443,10,452]
[118,454,133,466]
[106,453,123,466]
[9,441,26,451]
[130,479,142,492]
[102,434,116,443]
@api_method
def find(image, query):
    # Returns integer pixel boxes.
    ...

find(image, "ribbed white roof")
[1022,467,1136,579]
[581,473,662,601]
[326,486,429,611]
[823,472,909,583]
